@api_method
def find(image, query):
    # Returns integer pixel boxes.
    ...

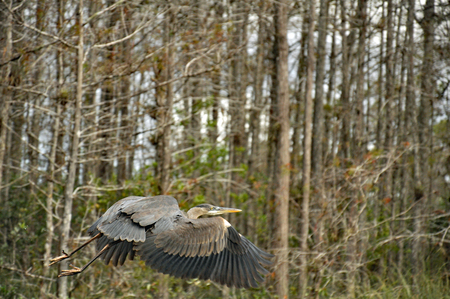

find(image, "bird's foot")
[49,251,69,266]
[58,265,82,277]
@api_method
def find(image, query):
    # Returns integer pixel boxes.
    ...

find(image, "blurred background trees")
[1,0,450,298]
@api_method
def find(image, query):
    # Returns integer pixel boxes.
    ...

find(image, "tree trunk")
[312,0,328,177]
[353,0,366,159]
[0,1,12,202]
[58,2,83,297]
[185,0,204,164]
[347,1,367,295]
[375,3,385,149]
[209,2,224,148]
[159,7,174,195]
[398,57,408,272]
[28,0,46,199]
[291,6,308,179]
[310,0,328,293]
[43,13,64,279]
[385,0,395,268]
[0,102,10,202]
[273,0,290,297]
[117,20,132,189]
[229,2,249,220]
[405,0,422,278]
[339,0,351,159]
[418,0,435,212]
[43,102,61,272]
[266,41,278,242]
[249,0,266,176]
[98,0,117,183]
[415,0,435,276]
[247,0,266,242]
[325,6,338,166]
[299,0,316,296]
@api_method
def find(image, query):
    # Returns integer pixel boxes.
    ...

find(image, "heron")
[50,195,274,288]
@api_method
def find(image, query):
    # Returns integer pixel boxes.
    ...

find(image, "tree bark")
[405,0,422,278]
[43,102,61,271]
[58,1,83,297]
[299,0,316,296]
[398,47,408,272]
[375,3,385,149]
[353,0,366,159]
[0,1,12,203]
[266,40,278,241]
[312,0,328,177]
[384,0,394,153]
[27,0,46,199]
[249,0,266,176]
[418,0,435,221]
[117,19,132,189]
[98,0,117,183]
[43,7,64,278]
[229,2,249,218]
[415,0,435,276]
[339,0,351,159]
[385,0,395,268]
[273,0,290,297]
[0,102,10,202]
[159,6,174,195]
[310,0,328,293]
[247,0,266,243]
[291,6,308,179]
[325,6,338,166]
[347,1,367,295]
[209,2,224,148]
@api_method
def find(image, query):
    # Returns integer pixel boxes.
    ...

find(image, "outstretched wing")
[135,216,274,288]
[86,195,182,266]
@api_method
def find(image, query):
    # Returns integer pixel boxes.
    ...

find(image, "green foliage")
[192,194,206,205]
[352,270,450,299]
[231,191,249,205]
[433,119,448,140]
[0,284,19,299]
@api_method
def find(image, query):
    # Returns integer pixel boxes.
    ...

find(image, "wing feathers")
[154,217,228,257]
[198,252,216,280]
[97,213,145,242]
[241,253,260,287]
[92,234,136,267]
[135,221,273,288]
[238,254,255,288]
[89,198,272,288]
[103,243,115,265]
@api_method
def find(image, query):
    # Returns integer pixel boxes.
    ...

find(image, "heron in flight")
[50,195,274,288]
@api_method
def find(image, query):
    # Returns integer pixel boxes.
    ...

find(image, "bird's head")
[187,204,241,219]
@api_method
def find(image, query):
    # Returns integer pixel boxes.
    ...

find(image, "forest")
[1,0,450,298]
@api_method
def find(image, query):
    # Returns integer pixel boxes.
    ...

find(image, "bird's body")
[51,195,273,289]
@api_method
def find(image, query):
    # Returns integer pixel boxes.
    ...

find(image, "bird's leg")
[58,241,118,278]
[50,233,102,266]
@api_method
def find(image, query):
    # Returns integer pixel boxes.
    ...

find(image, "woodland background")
[1,0,450,298]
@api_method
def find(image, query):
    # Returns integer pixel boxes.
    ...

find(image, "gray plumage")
[53,195,274,289]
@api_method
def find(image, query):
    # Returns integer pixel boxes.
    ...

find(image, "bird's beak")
[216,207,242,214]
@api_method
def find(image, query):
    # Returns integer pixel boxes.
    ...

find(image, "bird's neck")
[187,209,201,219]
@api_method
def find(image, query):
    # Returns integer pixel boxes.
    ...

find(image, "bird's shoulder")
[88,195,182,241]
[155,215,240,246]
[174,215,232,230]
[119,195,181,226]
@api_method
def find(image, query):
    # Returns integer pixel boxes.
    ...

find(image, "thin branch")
[0,265,56,282]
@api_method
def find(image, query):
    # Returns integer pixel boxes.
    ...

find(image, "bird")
[50,195,274,289]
